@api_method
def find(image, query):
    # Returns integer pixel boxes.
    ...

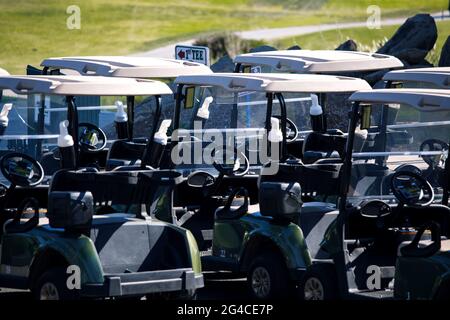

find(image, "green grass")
[0,0,447,74]
[273,19,450,65]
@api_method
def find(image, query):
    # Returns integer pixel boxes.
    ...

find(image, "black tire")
[32,267,79,300]
[247,252,291,300]
[300,264,338,300]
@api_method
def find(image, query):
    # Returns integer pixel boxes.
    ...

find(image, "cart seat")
[302,131,346,164]
[214,203,259,220]
[106,158,141,171]
[106,139,147,170]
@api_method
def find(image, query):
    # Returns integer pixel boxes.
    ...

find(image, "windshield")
[176,86,268,173]
[175,86,313,173]
[0,91,127,182]
[347,102,450,206]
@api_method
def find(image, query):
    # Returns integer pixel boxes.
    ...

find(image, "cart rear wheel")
[247,252,290,300]
[300,264,338,300]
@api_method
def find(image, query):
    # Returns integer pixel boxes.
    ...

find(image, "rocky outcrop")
[249,45,277,53]
[210,55,235,72]
[439,36,450,67]
[336,39,357,51]
[349,14,439,86]
[377,14,437,66]
[287,45,301,50]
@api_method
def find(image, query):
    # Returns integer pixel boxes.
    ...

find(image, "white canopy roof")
[383,67,450,89]
[234,50,403,73]
[175,73,371,93]
[41,56,212,78]
[0,75,173,96]
[350,89,450,110]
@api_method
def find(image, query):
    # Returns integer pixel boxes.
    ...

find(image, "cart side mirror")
[360,105,372,130]
[184,86,195,109]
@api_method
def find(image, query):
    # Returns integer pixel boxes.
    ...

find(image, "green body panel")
[185,229,202,274]
[1,219,202,286]
[1,225,103,285]
[213,213,311,272]
[319,215,343,257]
[395,251,450,300]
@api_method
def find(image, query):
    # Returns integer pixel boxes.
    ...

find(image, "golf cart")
[233,50,404,156]
[0,74,175,175]
[234,50,403,75]
[37,56,212,170]
[383,67,450,90]
[297,89,450,300]
[39,56,212,78]
[0,75,203,300]
[158,73,370,299]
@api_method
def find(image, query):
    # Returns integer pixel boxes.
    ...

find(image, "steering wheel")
[0,152,44,187]
[212,146,250,177]
[79,122,107,153]
[187,171,215,188]
[273,116,298,143]
[420,139,448,168]
[395,164,422,176]
[0,182,7,198]
[4,197,39,234]
[391,171,434,207]
[359,200,392,229]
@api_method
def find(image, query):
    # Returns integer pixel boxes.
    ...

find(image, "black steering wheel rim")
[420,139,448,168]
[79,122,107,153]
[391,170,434,207]
[0,152,44,187]
[273,115,298,144]
[0,182,7,198]
[212,146,250,177]
[5,197,40,234]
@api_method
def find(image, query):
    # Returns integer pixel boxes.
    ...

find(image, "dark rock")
[249,45,277,53]
[210,55,235,72]
[363,69,390,86]
[394,48,430,65]
[377,14,437,65]
[287,45,302,50]
[415,59,434,68]
[336,39,357,51]
[439,36,450,67]
[325,93,354,131]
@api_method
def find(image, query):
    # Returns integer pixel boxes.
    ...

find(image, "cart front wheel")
[33,267,79,300]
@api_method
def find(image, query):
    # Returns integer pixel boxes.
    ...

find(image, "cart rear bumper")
[81,268,203,298]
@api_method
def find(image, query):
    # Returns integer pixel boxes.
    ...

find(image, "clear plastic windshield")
[177,87,268,172]
[347,102,450,206]
[0,91,121,182]
[176,86,316,173]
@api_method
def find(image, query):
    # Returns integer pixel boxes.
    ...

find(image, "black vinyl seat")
[302,130,347,164]
[106,139,147,170]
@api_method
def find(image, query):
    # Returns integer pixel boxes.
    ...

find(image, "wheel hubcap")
[40,282,60,300]
[251,267,271,299]
[304,277,324,300]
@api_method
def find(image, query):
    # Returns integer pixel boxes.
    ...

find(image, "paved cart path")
[132,11,449,59]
